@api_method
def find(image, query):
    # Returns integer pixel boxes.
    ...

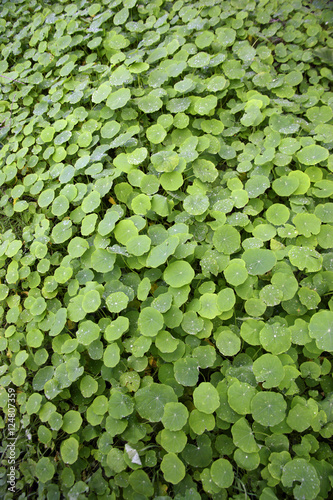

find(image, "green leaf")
[161,453,185,485]
[108,390,134,419]
[210,458,234,488]
[103,343,120,368]
[234,449,260,471]
[228,380,256,415]
[62,410,82,434]
[106,88,131,110]
[77,320,100,346]
[288,246,322,273]
[109,63,131,82]
[217,288,236,312]
[193,159,218,183]
[269,114,299,134]
[156,330,178,353]
[183,193,209,215]
[82,290,101,313]
[181,311,203,335]
[224,260,248,286]
[174,358,199,386]
[107,448,126,473]
[198,293,220,319]
[206,75,227,91]
[293,213,321,237]
[151,150,179,173]
[137,94,163,113]
[146,124,167,144]
[160,429,187,454]
[30,297,46,316]
[164,260,195,288]
[253,354,285,388]
[266,204,290,225]
[309,310,333,352]
[297,145,329,165]
[81,191,101,214]
[307,105,333,123]
[114,220,138,244]
[51,220,72,244]
[251,392,286,426]
[126,235,151,256]
[131,194,151,215]
[245,175,270,198]
[135,383,177,422]
[80,375,98,398]
[67,237,89,258]
[26,393,42,415]
[259,323,291,355]
[189,409,215,435]
[188,51,210,68]
[193,382,220,414]
[232,417,258,453]
[91,249,116,273]
[41,127,55,143]
[36,457,55,483]
[101,120,121,139]
[281,459,320,500]
[138,307,164,337]
[92,83,112,104]
[223,60,245,79]
[192,345,216,369]
[286,399,317,432]
[81,214,98,236]
[217,27,236,46]
[182,434,212,468]
[242,249,277,275]
[196,31,215,49]
[272,175,300,196]
[106,292,129,313]
[129,470,153,496]
[216,328,241,356]
[146,236,179,268]
[193,95,218,115]
[213,225,241,255]
[127,147,148,165]
[162,402,188,431]
[105,317,129,342]
[60,437,79,464]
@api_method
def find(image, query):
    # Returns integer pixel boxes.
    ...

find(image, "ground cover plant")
[0,0,333,498]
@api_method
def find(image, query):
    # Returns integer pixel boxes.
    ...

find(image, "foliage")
[0,0,333,498]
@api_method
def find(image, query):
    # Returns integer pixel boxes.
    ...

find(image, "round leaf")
[213,225,241,255]
[216,329,241,356]
[164,260,195,288]
[135,383,177,422]
[281,459,320,500]
[242,249,277,275]
[174,358,199,386]
[162,402,188,431]
[253,354,285,388]
[138,307,164,337]
[106,292,129,313]
[210,458,234,488]
[297,145,329,165]
[62,410,82,434]
[251,392,286,427]
[161,453,185,485]
[309,310,333,352]
[36,457,55,483]
[183,193,209,215]
[193,382,220,414]
[60,437,79,464]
